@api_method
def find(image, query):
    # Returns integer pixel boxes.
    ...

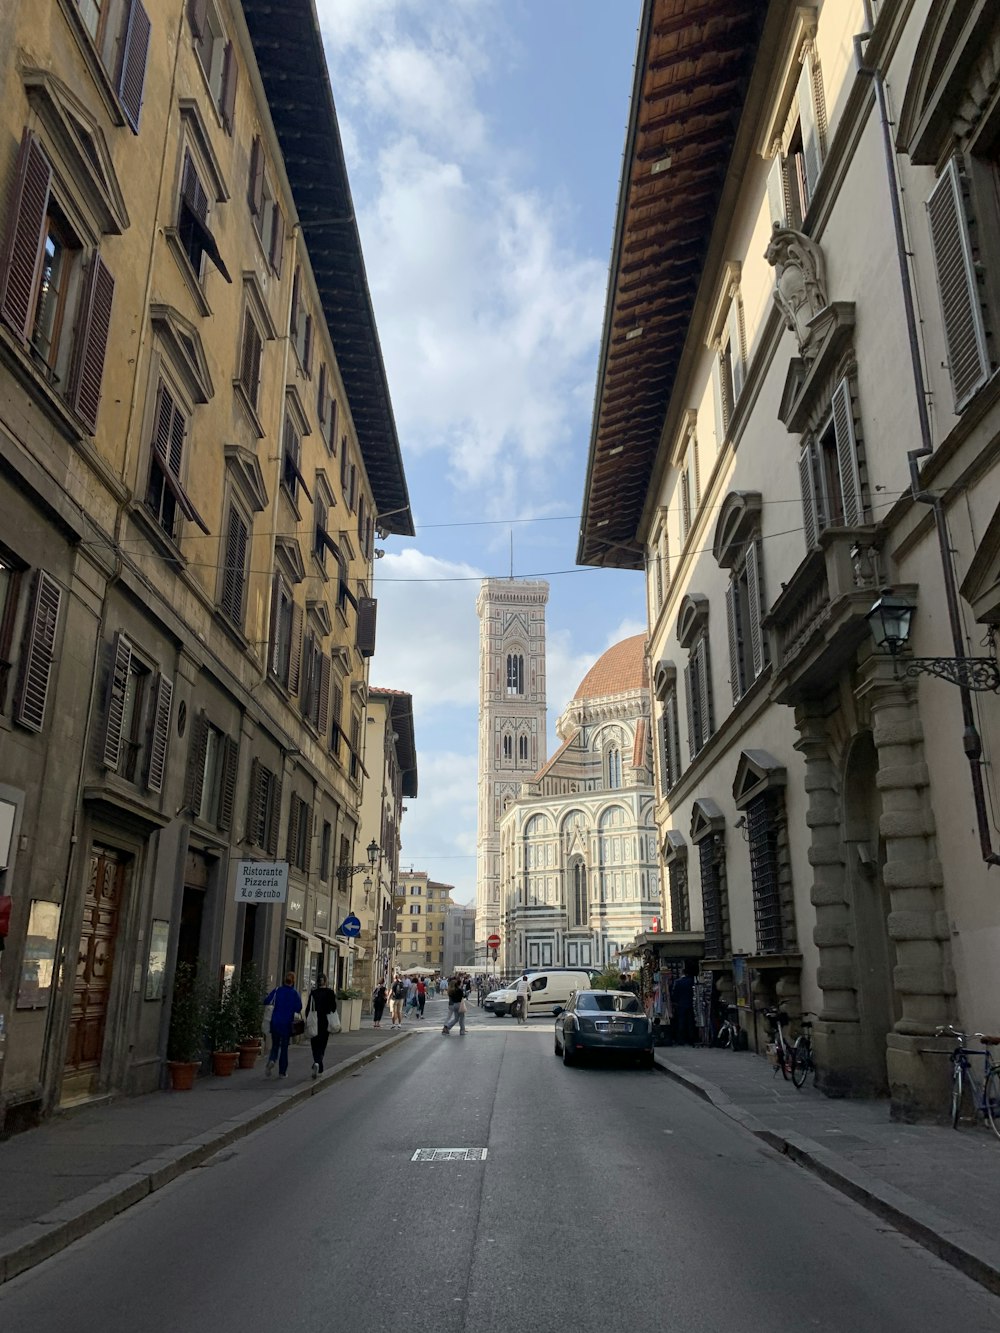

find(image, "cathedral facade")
[497,635,661,973]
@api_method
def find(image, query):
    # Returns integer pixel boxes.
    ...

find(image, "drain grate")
[411,1147,488,1162]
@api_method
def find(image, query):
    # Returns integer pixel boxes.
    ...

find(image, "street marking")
[411,1147,488,1162]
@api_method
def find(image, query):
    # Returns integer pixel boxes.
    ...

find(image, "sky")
[317,0,646,905]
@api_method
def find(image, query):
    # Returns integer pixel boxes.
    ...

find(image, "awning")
[285,926,322,953]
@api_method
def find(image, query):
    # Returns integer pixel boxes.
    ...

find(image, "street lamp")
[866,592,1000,692]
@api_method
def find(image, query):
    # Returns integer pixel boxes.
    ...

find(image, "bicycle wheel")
[779,1038,793,1081]
[716,1024,733,1050]
[984,1068,1000,1140]
[791,1035,812,1089]
[951,1059,964,1128]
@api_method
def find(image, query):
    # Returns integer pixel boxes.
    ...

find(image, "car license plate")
[611,1021,633,1033]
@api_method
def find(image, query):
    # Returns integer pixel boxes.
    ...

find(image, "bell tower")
[475,578,548,952]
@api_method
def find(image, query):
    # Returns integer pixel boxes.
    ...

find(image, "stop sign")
[486,933,501,949]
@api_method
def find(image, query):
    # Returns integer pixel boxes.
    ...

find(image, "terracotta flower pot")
[211,1049,240,1077]
[168,1060,200,1091]
[237,1041,260,1070]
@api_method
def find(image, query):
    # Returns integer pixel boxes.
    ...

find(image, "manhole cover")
[411,1147,488,1162]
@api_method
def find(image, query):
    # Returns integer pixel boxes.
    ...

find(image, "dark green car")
[553,990,655,1069]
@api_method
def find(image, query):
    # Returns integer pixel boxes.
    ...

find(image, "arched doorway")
[842,732,898,1095]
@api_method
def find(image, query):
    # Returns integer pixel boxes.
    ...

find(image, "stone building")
[474,578,548,951]
[498,635,661,974]
[579,0,1000,1115]
[0,0,411,1130]
[394,871,455,972]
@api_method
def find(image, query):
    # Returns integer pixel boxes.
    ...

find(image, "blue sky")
[317,0,645,904]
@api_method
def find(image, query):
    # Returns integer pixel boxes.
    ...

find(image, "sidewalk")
[655,1045,1000,1296]
[0,1025,409,1285]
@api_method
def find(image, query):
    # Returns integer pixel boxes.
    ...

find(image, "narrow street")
[1,998,997,1332]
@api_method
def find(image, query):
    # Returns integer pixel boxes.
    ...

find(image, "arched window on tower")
[570,858,588,929]
[502,732,513,761]
[518,734,528,762]
[606,745,622,789]
[506,653,524,695]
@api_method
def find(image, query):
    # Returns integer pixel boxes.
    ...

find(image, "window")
[72,0,150,132]
[330,679,343,756]
[237,308,263,412]
[410,885,422,896]
[684,635,713,761]
[269,574,302,692]
[247,137,283,274]
[698,836,726,961]
[247,762,281,855]
[320,821,332,882]
[410,923,418,933]
[314,498,339,573]
[726,539,765,702]
[349,711,362,784]
[747,792,784,954]
[713,296,745,438]
[650,517,669,617]
[506,653,524,695]
[606,746,622,789]
[0,131,115,431]
[281,411,310,507]
[0,553,25,715]
[569,859,588,928]
[317,364,337,448]
[668,856,690,932]
[184,711,239,830]
[518,734,528,763]
[287,793,312,873]
[659,685,682,792]
[409,904,420,915]
[145,379,206,540]
[10,570,62,733]
[190,0,237,133]
[927,157,991,410]
[290,268,312,373]
[301,631,330,734]
[766,45,826,230]
[176,151,229,285]
[502,732,512,761]
[799,378,864,547]
[219,501,250,628]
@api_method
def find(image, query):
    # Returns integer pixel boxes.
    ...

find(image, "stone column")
[857,657,953,1118]
[793,702,864,1096]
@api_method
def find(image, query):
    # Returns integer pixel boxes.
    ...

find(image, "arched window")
[570,858,588,929]
[506,653,524,695]
[502,732,512,761]
[606,745,622,789]
[518,734,528,762]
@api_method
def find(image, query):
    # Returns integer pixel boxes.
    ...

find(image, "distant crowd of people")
[372,972,476,1030]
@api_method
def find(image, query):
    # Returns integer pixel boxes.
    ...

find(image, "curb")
[0,1031,410,1287]
[653,1053,1000,1298]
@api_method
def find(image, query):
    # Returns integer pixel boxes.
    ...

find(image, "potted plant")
[207,975,242,1076]
[336,986,363,1032]
[166,962,205,1091]
[236,963,266,1069]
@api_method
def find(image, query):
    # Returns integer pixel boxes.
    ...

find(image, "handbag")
[328,1010,342,1034]
[304,1010,318,1038]
[458,999,467,1014]
[262,1002,274,1035]
[292,1012,305,1036]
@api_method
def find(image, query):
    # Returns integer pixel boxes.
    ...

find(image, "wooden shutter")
[183,709,208,812]
[69,254,115,432]
[268,574,284,675]
[270,205,284,276]
[303,314,313,374]
[302,802,312,875]
[831,377,863,526]
[287,794,301,863]
[145,673,173,793]
[927,157,990,408]
[317,653,331,735]
[726,583,742,704]
[683,661,696,758]
[220,41,238,134]
[746,539,765,678]
[317,364,327,429]
[265,770,281,857]
[221,505,248,624]
[799,441,820,549]
[117,0,151,133]
[101,631,134,768]
[331,681,343,753]
[766,154,790,228]
[0,130,51,342]
[188,0,208,39]
[667,689,682,787]
[290,267,300,338]
[239,315,262,406]
[680,469,691,542]
[711,358,726,449]
[356,596,377,657]
[217,734,239,832]
[14,571,61,732]
[697,637,713,745]
[246,756,262,844]
[248,136,264,216]
[287,601,303,693]
[727,299,745,400]
[797,57,820,202]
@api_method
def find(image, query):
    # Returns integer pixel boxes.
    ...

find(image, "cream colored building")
[394,871,456,972]
[0,0,410,1127]
[579,0,1000,1115]
[498,635,661,974]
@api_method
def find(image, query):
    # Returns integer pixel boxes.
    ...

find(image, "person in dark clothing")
[306,974,338,1077]
[265,971,303,1078]
[372,982,388,1028]
[670,970,697,1046]
[619,972,640,996]
[442,975,466,1035]
[416,978,427,1018]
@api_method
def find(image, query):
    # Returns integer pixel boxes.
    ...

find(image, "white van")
[492,970,592,1018]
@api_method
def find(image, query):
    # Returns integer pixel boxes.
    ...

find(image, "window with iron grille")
[698,837,725,960]
[747,792,784,954]
[668,858,690,932]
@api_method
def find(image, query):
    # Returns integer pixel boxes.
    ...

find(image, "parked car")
[489,970,593,1018]
[553,990,655,1068]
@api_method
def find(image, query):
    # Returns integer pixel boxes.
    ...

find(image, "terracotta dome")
[573,634,648,701]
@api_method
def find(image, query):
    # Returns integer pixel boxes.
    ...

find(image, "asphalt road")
[2,997,998,1332]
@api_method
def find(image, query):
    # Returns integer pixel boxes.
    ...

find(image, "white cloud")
[398,749,478,904]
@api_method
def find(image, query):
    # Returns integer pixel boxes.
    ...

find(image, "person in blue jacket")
[264,971,303,1078]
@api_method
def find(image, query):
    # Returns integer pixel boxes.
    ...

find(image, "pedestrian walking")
[389,974,406,1027]
[264,971,303,1079]
[515,971,531,1024]
[416,977,427,1018]
[305,973,338,1078]
[372,982,388,1027]
[442,975,467,1035]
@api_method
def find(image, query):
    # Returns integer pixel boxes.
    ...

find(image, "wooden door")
[64,847,128,1083]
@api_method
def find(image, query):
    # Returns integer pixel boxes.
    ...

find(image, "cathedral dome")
[573,633,647,701]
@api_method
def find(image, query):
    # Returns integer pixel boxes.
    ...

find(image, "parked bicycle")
[790,1014,815,1089]
[764,1007,794,1081]
[930,1026,1000,1137]
[764,1008,815,1087]
[715,1004,747,1051]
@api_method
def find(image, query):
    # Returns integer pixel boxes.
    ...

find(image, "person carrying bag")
[306,973,338,1078]
[264,972,303,1079]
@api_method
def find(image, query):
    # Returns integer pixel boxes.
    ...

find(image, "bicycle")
[930,1026,1000,1137]
[715,1004,747,1051]
[790,1014,815,1089]
[764,1007,794,1081]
